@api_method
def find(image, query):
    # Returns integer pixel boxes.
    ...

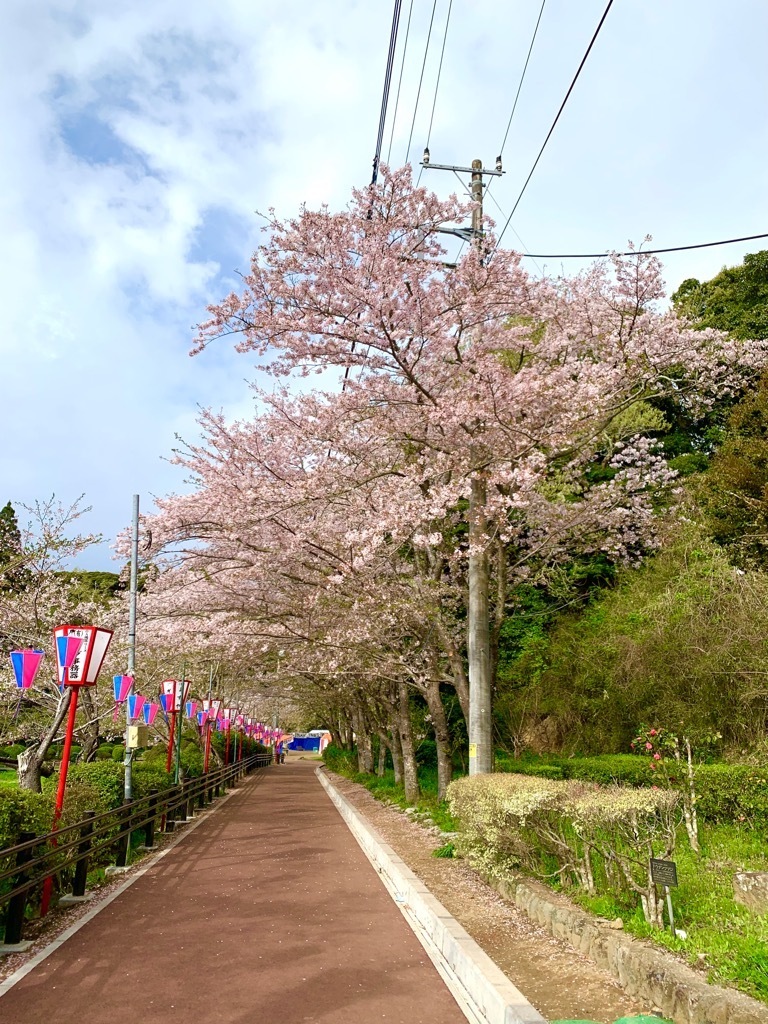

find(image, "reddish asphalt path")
[1,762,466,1024]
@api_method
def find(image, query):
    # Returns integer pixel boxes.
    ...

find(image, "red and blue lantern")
[10,649,44,690]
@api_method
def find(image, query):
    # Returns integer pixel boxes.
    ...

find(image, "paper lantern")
[113,674,133,703]
[143,701,160,726]
[54,625,113,686]
[10,649,44,690]
[127,693,146,719]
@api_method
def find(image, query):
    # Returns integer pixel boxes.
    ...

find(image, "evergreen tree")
[0,501,30,593]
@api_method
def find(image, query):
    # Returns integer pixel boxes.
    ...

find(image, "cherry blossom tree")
[179,166,764,775]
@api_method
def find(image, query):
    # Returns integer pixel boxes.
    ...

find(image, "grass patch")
[325,757,458,833]
[567,823,768,1001]
[0,769,17,787]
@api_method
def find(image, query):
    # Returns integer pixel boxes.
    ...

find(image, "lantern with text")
[43,624,113,917]
[54,625,113,687]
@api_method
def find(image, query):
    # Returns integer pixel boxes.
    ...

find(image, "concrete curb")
[316,767,546,1024]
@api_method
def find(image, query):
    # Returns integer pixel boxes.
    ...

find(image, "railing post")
[164,787,177,832]
[183,780,193,821]
[3,832,35,946]
[114,799,134,868]
[144,789,158,849]
[72,811,96,897]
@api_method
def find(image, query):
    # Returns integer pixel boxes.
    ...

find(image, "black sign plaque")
[650,858,678,888]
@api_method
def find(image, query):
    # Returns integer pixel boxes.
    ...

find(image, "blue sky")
[2,0,767,569]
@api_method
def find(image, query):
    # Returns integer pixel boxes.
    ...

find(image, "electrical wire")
[416,0,453,186]
[494,0,615,253]
[405,0,438,166]
[517,231,768,260]
[498,0,547,160]
[484,189,544,275]
[385,0,414,167]
[371,0,403,186]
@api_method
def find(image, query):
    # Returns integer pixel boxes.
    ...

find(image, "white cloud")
[1,0,767,567]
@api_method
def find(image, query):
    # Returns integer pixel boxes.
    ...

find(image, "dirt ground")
[325,768,650,1024]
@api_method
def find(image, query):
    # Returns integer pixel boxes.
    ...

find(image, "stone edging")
[316,767,545,1024]
[481,873,768,1024]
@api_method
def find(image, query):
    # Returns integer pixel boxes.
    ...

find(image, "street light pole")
[124,494,139,801]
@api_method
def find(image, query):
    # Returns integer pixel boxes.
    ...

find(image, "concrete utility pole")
[124,493,140,800]
[419,154,503,776]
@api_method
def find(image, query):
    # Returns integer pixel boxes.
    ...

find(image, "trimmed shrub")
[0,789,52,847]
[132,763,173,797]
[66,761,124,809]
[111,745,126,762]
[180,745,203,778]
[448,772,679,926]
[94,744,115,760]
[694,763,768,826]
[497,754,768,826]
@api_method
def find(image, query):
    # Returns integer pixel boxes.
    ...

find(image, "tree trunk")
[357,722,374,774]
[436,621,469,724]
[397,682,420,803]
[390,724,404,785]
[468,474,493,774]
[376,731,389,776]
[424,676,453,801]
[77,687,99,762]
[17,690,72,792]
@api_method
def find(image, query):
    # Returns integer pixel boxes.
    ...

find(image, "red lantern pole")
[165,712,176,774]
[204,719,212,773]
[40,687,80,916]
[165,679,178,774]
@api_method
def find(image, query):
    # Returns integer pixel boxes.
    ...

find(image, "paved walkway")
[0,762,467,1024]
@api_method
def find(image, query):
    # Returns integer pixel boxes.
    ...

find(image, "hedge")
[496,754,768,826]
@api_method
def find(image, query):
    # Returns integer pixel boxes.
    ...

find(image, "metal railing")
[0,752,273,945]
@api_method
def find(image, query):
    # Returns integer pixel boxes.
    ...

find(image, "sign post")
[650,858,679,935]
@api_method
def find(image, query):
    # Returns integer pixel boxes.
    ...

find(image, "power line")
[498,0,547,160]
[495,0,615,252]
[385,0,414,167]
[371,0,403,186]
[421,0,453,161]
[516,231,768,260]
[405,0,438,166]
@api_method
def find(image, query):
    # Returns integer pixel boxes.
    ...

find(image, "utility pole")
[420,153,503,776]
[124,494,140,800]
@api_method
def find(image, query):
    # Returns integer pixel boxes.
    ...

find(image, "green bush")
[180,745,203,778]
[132,762,173,797]
[448,772,679,927]
[94,744,115,760]
[694,764,768,826]
[0,789,52,847]
[0,744,26,760]
[65,761,124,809]
[111,745,126,762]
[498,754,768,826]
[322,744,357,774]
